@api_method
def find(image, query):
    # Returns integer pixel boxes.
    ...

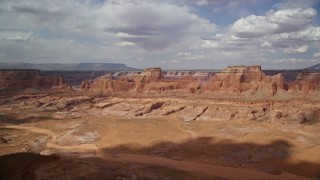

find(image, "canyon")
[0,69,72,93]
[0,65,320,179]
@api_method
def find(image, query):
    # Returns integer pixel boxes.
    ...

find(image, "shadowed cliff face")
[0,70,72,94]
[288,72,320,92]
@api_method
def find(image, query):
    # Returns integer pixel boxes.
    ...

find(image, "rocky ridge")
[4,94,318,124]
[0,69,72,92]
[288,72,320,93]
[203,65,286,95]
[81,65,320,96]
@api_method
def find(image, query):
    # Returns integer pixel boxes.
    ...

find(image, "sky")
[0,0,319,69]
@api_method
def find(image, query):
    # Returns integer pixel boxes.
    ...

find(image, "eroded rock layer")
[203,65,286,95]
[81,65,319,97]
[288,72,320,93]
[0,69,72,91]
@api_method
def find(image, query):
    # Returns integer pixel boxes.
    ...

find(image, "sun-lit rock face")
[142,67,163,82]
[215,65,265,83]
[81,65,320,96]
[0,69,72,91]
[288,72,320,93]
[203,65,286,95]
[81,68,165,93]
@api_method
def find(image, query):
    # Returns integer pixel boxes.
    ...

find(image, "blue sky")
[0,0,319,69]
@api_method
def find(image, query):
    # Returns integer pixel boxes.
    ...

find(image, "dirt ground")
[0,95,320,179]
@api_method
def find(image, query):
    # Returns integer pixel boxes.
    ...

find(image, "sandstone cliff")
[288,72,320,93]
[0,69,72,92]
[142,68,163,82]
[81,65,320,97]
[81,67,164,94]
[204,65,286,95]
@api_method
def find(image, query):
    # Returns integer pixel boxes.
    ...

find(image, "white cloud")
[177,52,192,57]
[0,0,216,66]
[116,41,135,47]
[261,41,272,47]
[231,15,276,38]
[0,0,216,50]
[0,31,33,42]
[314,52,320,58]
[274,0,319,9]
[270,58,318,69]
[296,45,309,53]
[0,0,319,69]
[272,58,317,65]
[283,44,309,54]
[63,2,215,51]
[176,51,206,61]
[192,0,256,7]
[273,58,304,64]
[200,40,219,48]
[231,8,317,38]
[116,32,135,38]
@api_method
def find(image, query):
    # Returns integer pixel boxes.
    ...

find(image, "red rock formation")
[82,67,164,93]
[204,65,286,95]
[288,72,320,93]
[81,65,320,96]
[0,70,72,91]
[82,67,204,95]
[142,67,163,82]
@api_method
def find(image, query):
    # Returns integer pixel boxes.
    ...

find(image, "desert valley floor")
[1,93,320,179]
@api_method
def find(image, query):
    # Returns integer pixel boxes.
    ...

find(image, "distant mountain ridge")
[307,63,320,70]
[0,62,138,71]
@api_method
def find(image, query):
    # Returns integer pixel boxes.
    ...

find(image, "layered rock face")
[288,72,320,93]
[81,67,165,93]
[82,67,203,95]
[81,75,135,93]
[204,65,286,95]
[143,68,163,82]
[82,65,319,97]
[0,70,72,91]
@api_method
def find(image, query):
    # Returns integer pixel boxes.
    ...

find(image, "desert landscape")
[0,65,320,179]
[1,0,320,179]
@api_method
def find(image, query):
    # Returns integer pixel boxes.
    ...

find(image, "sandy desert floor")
[0,94,320,179]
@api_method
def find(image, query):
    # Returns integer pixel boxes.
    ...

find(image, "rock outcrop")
[8,94,319,124]
[0,69,72,92]
[143,68,163,82]
[81,65,320,97]
[203,65,286,95]
[81,67,165,93]
[288,72,320,93]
